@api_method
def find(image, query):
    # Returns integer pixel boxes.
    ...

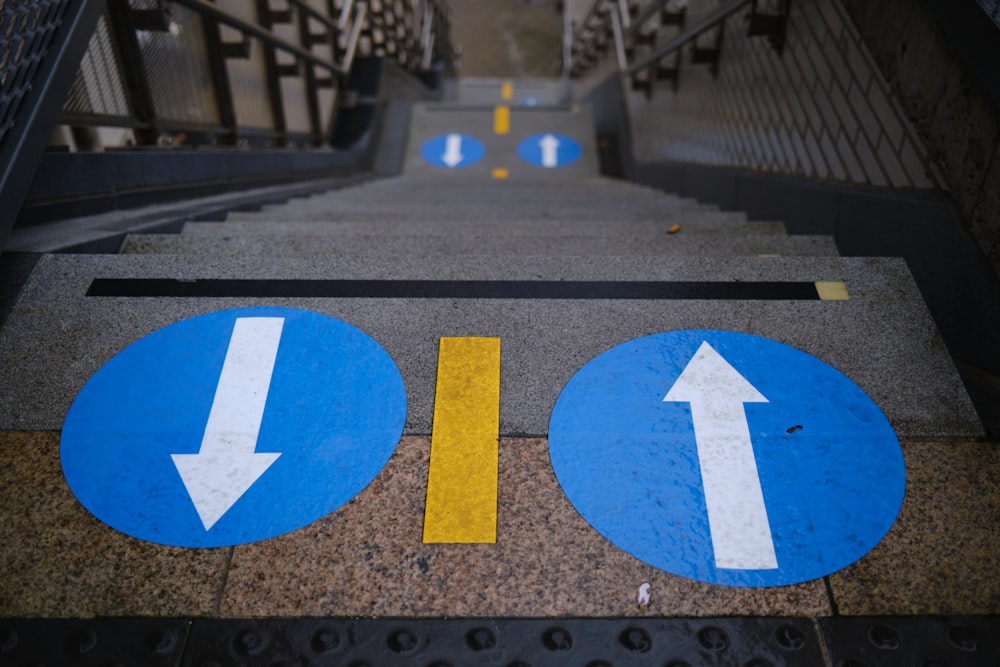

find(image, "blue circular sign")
[421,133,485,169]
[61,307,406,547]
[548,330,905,587]
[517,133,581,168]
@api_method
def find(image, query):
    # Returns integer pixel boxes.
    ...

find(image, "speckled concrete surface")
[3,431,996,618]
[0,431,228,617]
[220,437,830,618]
[120,232,839,257]
[829,439,1000,616]
[0,254,980,438]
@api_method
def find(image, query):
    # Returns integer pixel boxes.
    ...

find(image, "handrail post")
[611,4,628,72]
[342,2,367,73]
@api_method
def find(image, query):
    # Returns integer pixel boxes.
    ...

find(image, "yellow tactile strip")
[1,432,997,617]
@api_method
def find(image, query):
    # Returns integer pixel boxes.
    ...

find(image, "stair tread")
[122,232,838,256]
[0,253,980,439]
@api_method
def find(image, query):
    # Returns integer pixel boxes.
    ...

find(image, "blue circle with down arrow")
[548,330,905,587]
[421,133,485,168]
[61,307,406,547]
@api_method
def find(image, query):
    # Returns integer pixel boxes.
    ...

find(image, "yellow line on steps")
[423,337,501,543]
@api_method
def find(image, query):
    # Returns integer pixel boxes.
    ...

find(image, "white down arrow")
[441,133,465,167]
[172,317,284,530]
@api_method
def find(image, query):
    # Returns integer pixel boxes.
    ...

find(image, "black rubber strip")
[86,279,822,300]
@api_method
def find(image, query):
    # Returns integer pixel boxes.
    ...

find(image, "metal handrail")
[171,0,350,74]
[342,2,367,73]
[624,0,751,75]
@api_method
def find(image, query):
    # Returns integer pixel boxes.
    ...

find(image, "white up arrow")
[663,341,778,570]
[173,317,284,531]
[442,133,464,167]
[539,133,560,167]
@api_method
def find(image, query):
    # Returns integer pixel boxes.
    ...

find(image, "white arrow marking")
[173,317,284,531]
[539,133,560,167]
[442,133,464,167]
[663,341,778,570]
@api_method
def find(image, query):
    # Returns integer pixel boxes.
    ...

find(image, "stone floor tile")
[829,439,1000,615]
[0,431,229,617]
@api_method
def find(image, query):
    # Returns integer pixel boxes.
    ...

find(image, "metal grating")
[0,1,71,152]
[215,0,274,131]
[63,9,132,120]
[135,3,220,125]
[979,0,1000,25]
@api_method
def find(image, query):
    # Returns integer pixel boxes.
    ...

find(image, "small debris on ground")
[667,224,681,234]
[637,582,651,607]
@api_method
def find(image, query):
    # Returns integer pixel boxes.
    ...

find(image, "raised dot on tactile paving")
[947,626,978,652]
[619,627,652,653]
[388,629,418,653]
[311,628,340,654]
[542,628,572,651]
[147,628,178,655]
[68,630,99,655]
[866,625,901,650]
[466,627,496,651]
[697,626,728,653]
[775,625,806,650]
[234,629,266,657]
[0,630,18,653]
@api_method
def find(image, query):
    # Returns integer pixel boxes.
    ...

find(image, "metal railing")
[1,1,105,252]
[60,0,457,149]
[563,0,789,97]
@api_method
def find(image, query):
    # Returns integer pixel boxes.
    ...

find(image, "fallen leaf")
[667,224,681,234]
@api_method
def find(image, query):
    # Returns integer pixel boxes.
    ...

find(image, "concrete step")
[223,203,752,224]
[282,179,692,208]
[403,104,601,182]
[180,218,790,237]
[450,77,570,106]
[0,253,980,439]
[121,231,838,257]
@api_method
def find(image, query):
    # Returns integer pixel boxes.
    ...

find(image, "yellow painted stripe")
[423,337,501,544]
[494,105,510,135]
[815,281,849,300]
[492,167,509,180]
[501,81,514,100]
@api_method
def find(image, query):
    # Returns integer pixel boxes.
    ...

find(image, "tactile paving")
[1,617,827,666]
[819,616,1000,667]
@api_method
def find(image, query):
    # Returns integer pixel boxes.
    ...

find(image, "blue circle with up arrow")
[517,133,582,168]
[421,133,485,168]
[61,307,406,548]
[548,330,905,587]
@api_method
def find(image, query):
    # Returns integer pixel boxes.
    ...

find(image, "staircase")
[0,79,994,664]
[7,82,975,439]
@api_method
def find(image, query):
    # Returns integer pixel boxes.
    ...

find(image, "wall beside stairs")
[584,0,942,189]
[574,0,1000,388]
[842,0,1000,287]
[577,0,1000,280]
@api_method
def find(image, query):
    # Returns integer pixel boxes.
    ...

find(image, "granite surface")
[829,439,1000,615]
[0,431,227,617]
[2,431,997,618]
[220,437,831,617]
[0,254,981,439]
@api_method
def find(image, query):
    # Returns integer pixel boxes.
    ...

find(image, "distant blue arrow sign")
[548,330,906,587]
[421,133,485,168]
[517,133,581,168]
[61,307,406,548]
